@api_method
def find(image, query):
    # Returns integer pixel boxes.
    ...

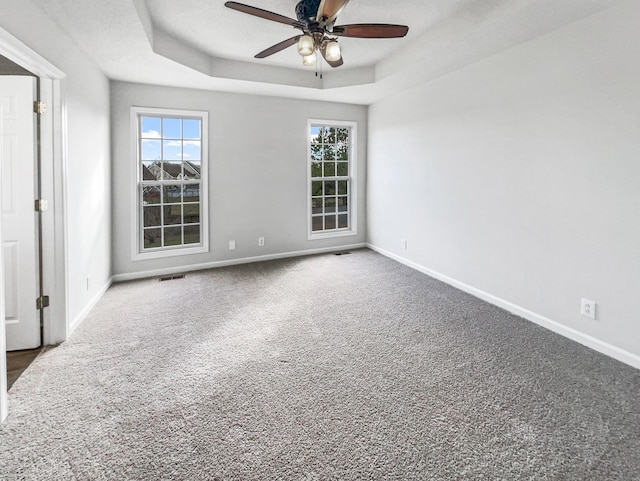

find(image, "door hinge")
[34,199,49,212]
[36,295,50,310]
[33,101,47,115]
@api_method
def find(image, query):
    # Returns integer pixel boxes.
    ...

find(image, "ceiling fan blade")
[255,36,301,59]
[320,43,344,68]
[332,24,409,38]
[225,1,303,28]
[316,0,350,24]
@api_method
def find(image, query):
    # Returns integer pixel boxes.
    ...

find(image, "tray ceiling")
[29,0,624,104]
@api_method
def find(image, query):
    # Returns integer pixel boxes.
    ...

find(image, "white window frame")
[307,119,358,240]
[130,106,209,261]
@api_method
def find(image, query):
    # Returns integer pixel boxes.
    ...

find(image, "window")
[308,120,357,239]
[131,107,208,260]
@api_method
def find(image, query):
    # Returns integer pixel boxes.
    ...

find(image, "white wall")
[111,82,367,278]
[367,1,640,363]
[0,0,111,338]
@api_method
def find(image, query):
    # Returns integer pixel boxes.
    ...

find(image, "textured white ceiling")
[29,0,624,104]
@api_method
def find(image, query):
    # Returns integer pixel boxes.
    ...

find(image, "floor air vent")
[159,274,185,282]
[334,251,352,256]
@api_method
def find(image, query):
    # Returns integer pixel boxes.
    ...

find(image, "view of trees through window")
[138,115,203,250]
[310,124,351,233]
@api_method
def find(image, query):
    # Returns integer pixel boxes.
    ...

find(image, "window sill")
[308,229,358,241]
[132,243,208,261]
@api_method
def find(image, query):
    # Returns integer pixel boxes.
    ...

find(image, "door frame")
[0,27,67,421]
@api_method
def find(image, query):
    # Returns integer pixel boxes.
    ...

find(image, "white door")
[0,76,39,351]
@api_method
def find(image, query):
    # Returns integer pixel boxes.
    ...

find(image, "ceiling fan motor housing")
[296,0,322,22]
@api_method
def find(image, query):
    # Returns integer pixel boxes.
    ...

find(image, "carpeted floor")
[1,249,639,480]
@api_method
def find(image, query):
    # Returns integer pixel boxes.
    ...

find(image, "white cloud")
[142,129,161,138]
[162,140,200,148]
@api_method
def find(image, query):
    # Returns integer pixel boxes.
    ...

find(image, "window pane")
[141,117,161,138]
[317,127,330,144]
[183,203,200,224]
[336,144,349,161]
[312,198,323,214]
[162,162,182,180]
[323,162,335,177]
[325,215,336,230]
[138,111,207,253]
[142,161,162,181]
[338,196,348,212]
[183,119,201,140]
[310,126,321,142]
[163,185,182,204]
[163,140,182,161]
[163,205,182,225]
[183,161,201,180]
[164,226,182,246]
[141,140,161,161]
[311,144,322,161]
[143,206,161,227]
[163,118,181,139]
[324,181,336,196]
[143,185,161,205]
[324,197,336,213]
[184,225,200,244]
[183,141,201,161]
[312,216,323,231]
[144,228,161,248]
[308,122,353,238]
[323,145,335,161]
[183,184,200,203]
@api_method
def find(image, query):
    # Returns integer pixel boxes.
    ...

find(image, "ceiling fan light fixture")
[302,52,317,67]
[325,40,341,62]
[298,35,314,56]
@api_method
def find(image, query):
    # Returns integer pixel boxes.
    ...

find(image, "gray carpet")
[1,249,639,480]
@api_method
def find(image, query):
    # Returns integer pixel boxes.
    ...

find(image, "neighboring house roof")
[162,162,182,179]
[142,164,156,181]
[184,161,201,178]
[141,161,201,180]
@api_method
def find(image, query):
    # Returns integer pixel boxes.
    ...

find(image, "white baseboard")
[367,243,640,371]
[69,277,113,336]
[112,243,367,283]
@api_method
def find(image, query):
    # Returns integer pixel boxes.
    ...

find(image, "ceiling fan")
[224,0,409,68]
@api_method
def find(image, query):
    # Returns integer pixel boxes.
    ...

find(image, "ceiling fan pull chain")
[315,51,322,79]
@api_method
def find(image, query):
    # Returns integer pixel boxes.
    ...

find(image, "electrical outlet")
[258,237,265,247]
[402,239,408,249]
[229,240,236,250]
[581,298,596,320]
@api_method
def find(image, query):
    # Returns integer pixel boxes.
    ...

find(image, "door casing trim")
[0,26,67,422]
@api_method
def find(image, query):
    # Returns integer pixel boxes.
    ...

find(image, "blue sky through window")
[141,116,202,162]
[162,118,181,138]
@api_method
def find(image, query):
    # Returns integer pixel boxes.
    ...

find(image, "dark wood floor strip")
[6,348,42,390]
